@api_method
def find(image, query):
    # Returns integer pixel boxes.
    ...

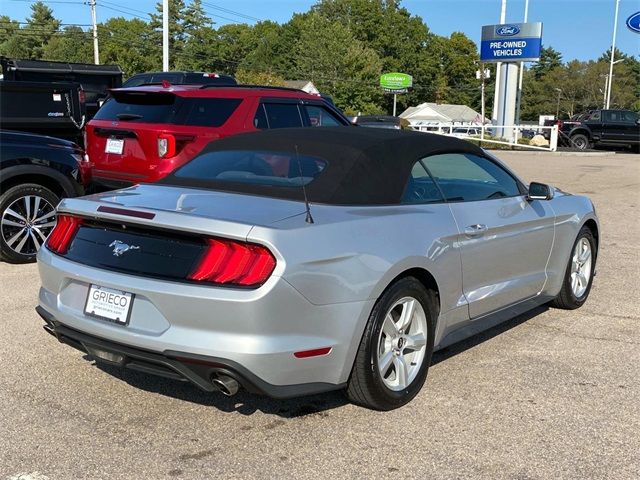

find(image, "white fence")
[410,123,559,152]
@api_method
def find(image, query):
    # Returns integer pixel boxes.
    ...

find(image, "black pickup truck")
[563,109,640,151]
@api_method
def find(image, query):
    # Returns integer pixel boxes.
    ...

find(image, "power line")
[99,3,148,20]
[200,2,261,22]
[99,0,151,18]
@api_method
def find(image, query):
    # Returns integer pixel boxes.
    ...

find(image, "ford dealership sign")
[481,22,543,62]
[495,25,521,36]
[627,12,640,33]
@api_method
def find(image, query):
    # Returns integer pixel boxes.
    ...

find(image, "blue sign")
[481,38,543,62]
[495,25,520,36]
[480,22,543,62]
[627,12,640,33]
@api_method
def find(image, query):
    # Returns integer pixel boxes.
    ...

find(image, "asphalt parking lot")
[1,151,639,480]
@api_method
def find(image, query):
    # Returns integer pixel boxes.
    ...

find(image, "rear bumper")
[36,247,372,393]
[37,306,343,398]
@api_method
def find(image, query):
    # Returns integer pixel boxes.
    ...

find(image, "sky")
[1,0,639,62]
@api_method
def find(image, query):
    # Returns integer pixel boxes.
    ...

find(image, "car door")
[600,110,635,144]
[255,99,304,129]
[422,152,555,319]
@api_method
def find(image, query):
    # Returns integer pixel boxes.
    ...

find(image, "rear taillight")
[189,238,276,287]
[46,215,83,254]
[79,89,86,104]
[557,120,564,129]
[157,133,176,158]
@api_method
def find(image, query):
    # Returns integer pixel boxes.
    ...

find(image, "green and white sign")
[380,72,412,93]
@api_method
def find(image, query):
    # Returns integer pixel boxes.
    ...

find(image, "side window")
[589,111,601,121]
[305,105,343,127]
[401,160,444,204]
[180,98,242,127]
[122,74,150,87]
[423,153,521,202]
[622,111,638,123]
[254,104,269,129]
[262,103,303,128]
[604,110,624,122]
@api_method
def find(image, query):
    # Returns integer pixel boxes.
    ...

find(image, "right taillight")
[188,238,276,287]
[46,215,83,254]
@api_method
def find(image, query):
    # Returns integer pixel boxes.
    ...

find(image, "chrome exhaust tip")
[211,373,239,396]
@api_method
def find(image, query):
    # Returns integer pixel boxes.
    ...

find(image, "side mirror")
[528,182,554,201]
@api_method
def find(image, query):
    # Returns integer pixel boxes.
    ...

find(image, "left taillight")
[188,238,276,287]
[157,133,176,158]
[46,215,83,254]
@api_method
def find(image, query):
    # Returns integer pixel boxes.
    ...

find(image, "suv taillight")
[157,133,176,158]
[46,215,83,254]
[188,238,276,287]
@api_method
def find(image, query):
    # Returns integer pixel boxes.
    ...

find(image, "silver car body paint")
[37,177,598,391]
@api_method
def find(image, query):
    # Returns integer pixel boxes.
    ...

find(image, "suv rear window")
[94,92,241,127]
[173,150,327,187]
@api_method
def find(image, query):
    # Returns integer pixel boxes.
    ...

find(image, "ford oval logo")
[627,12,640,33]
[496,25,520,36]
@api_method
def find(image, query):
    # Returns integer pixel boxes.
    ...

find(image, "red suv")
[86,84,352,188]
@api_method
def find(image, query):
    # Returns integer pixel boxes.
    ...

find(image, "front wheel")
[346,277,436,410]
[0,184,59,263]
[550,226,597,310]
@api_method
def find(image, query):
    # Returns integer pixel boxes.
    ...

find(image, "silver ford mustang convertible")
[36,127,599,410]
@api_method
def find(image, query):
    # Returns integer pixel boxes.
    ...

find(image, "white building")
[284,80,320,95]
[399,102,487,131]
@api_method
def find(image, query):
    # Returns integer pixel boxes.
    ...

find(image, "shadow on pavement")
[88,304,549,417]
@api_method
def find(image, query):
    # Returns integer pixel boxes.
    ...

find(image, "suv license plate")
[105,138,124,154]
[84,284,134,325]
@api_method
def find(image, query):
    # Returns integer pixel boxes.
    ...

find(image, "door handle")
[464,224,488,236]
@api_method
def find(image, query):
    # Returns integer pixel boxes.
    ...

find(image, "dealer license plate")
[84,284,133,325]
[105,138,124,154]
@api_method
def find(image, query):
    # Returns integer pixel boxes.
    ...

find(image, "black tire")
[346,277,436,410]
[550,226,597,310]
[0,183,60,264]
[571,133,590,150]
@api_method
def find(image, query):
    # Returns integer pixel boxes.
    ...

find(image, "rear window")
[94,93,241,127]
[173,150,327,187]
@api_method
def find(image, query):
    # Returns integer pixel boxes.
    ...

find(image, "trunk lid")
[57,184,307,239]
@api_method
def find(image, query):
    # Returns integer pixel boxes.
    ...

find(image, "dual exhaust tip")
[211,373,239,396]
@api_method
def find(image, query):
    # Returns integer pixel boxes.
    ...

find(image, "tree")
[43,26,93,63]
[531,46,562,79]
[99,18,159,77]
[149,0,186,69]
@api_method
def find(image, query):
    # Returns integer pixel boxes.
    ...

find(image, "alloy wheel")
[376,296,428,391]
[1,195,56,256]
[570,237,592,298]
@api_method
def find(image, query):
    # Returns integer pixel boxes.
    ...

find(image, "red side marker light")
[294,347,332,359]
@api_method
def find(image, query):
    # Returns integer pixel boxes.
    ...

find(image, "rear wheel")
[346,277,436,410]
[571,133,590,150]
[550,226,597,310]
[0,184,59,263]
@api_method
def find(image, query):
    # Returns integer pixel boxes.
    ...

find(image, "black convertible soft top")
[161,127,486,205]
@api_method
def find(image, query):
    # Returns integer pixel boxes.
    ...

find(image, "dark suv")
[0,130,88,263]
[122,71,237,88]
[86,84,352,188]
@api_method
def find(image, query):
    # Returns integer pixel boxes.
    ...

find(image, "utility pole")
[89,0,99,64]
[162,0,169,71]
[514,0,529,128]
[605,0,620,109]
